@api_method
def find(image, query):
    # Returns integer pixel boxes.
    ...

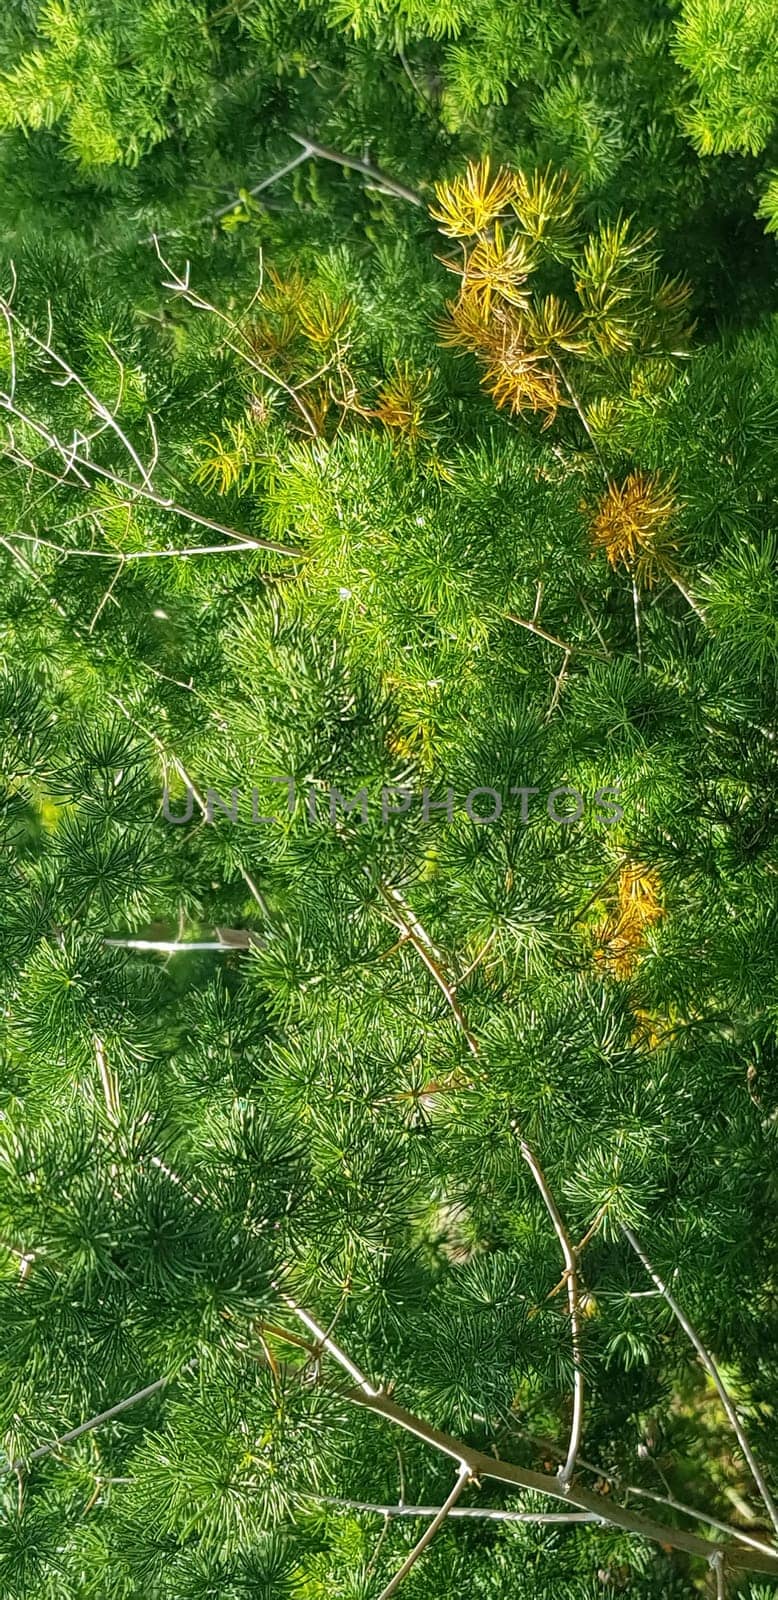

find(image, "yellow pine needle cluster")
[434,161,581,424]
[372,362,433,440]
[430,156,517,238]
[589,470,680,586]
[596,863,664,980]
[511,165,580,252]
[432,160,692,427]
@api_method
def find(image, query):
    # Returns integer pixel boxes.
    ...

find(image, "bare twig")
[504,612,575,653]
[4,530,288,561]
[10,1378,169,1473]
[104,932,260,953]
[376,880,585,1483]
[375,1465,471,1600]
[710,1549,727,1598]
[212,148,311,220]
[280,1299,380,1399]
[93,1037,120,1126]
[1,293,155,490]
[0,298,300,556]
[518,1138,584,1486]
[376,881,480,1056]
[288,134,424,208]
[153,240,322,439]
[632,576,643,671]
[312,1495,598,1525]
[622,1225,778,1539]
[546,646,571,720]
[0,388,300,555]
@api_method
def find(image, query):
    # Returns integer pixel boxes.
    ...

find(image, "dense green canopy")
[0,3,777,1596]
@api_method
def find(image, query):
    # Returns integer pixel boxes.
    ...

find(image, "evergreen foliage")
[0,4,778,1599]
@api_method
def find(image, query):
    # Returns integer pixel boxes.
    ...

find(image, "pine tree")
[1,6,778,1599]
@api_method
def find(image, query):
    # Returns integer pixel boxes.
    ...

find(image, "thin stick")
[10,1378,169,1472]
[4,530,289,561]
[153,241,322,440]
[376,881,480,1056]
[281,1299,380,1399]
[376,1466,471,1600]
[375,879,585,1477]
[632,576,643,671]
[519,1138,584,1485]
[665,565,709,624]
[621,1226,778,1539]
[0,390,301,555]
[710,1550,726,1599]
[504,612,575,653]
[549,356,611,480]
[93,1037,120,1126]
[212,148,311,219]
[546,646,571,720]
[312,1496,598,1525]
[1,295,155,490]
[104,938,244,953]
[288,134,424,208]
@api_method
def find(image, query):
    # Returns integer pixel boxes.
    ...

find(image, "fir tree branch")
[375,1464,471,1600]
[288,134,425,208]
[621,1225,778,1539]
